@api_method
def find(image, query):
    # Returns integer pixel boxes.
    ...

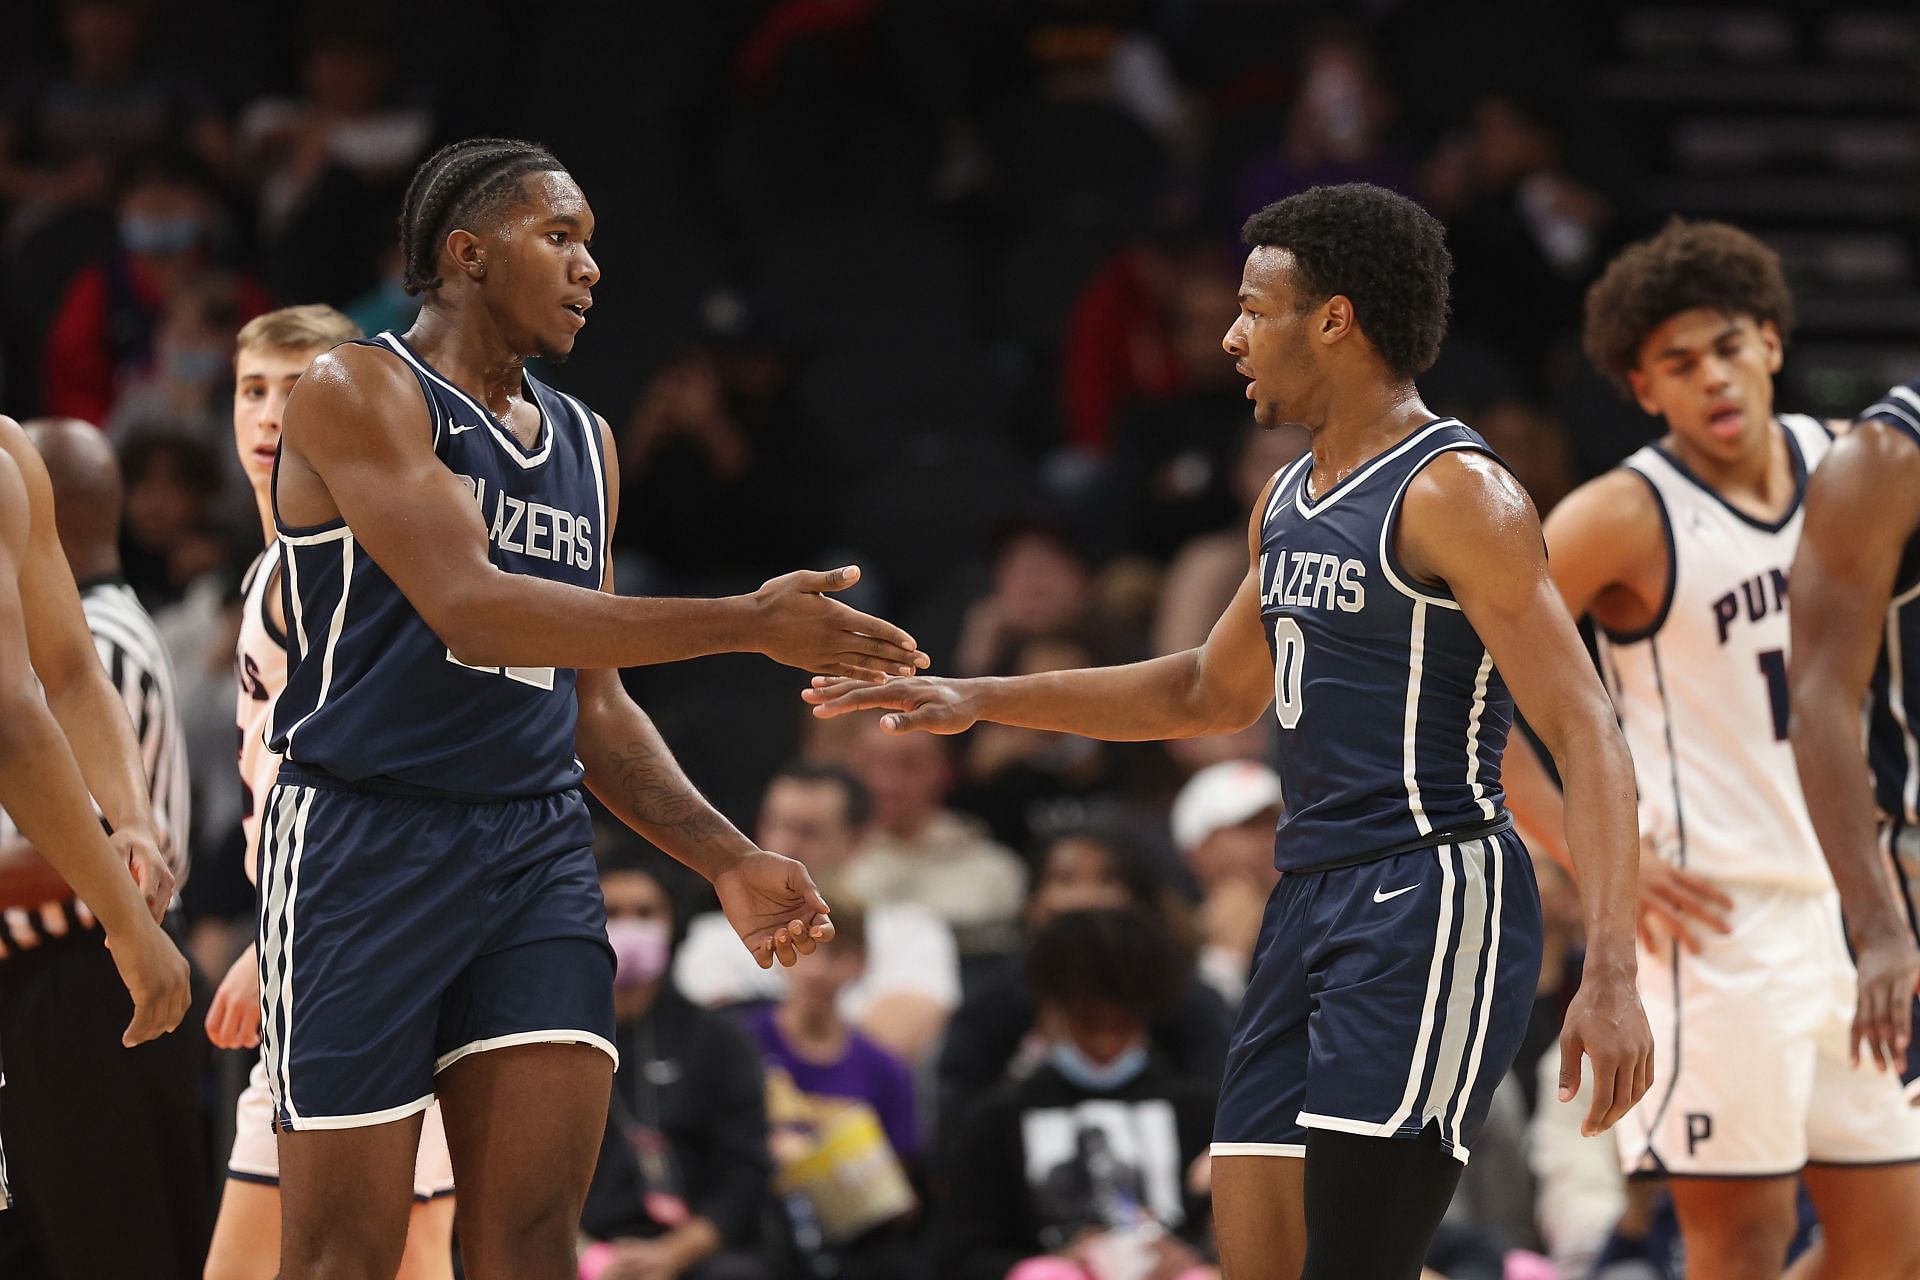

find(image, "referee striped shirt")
[0,577,190,957]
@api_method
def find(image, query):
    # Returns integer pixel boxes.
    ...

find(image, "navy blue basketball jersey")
[1258,419,1514,872]
[1860,380,1920,825]
[269,332,608,798]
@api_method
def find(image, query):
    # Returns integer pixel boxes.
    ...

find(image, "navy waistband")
[1281,813,1517,876]
[276,764,576,807]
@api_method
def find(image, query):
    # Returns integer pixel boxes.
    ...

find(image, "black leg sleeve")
[1300,1125,1464,1280]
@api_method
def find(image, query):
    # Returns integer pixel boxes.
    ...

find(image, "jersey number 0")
[1274,617,1305,729]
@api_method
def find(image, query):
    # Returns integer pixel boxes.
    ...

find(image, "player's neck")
[254,493,274,550]
[1665,417,1786,506]
[404,306,527,416]
[1307,381,1432,488]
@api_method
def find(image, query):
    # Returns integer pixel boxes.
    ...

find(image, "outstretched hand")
[751,566,931,681]
[801,674,980,735]
[714,848,835,969]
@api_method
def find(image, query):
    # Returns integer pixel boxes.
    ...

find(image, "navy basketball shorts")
[255,772,617,1130]
[1212,829,1542,1164]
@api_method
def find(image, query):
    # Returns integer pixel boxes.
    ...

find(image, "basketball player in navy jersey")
[807,184,1652,1280]
[1790,377,1920,1094]
[265,138,924,1280]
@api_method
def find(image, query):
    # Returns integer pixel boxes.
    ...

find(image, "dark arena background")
[0,1,1914,1277]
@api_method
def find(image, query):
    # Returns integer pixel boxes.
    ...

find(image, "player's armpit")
[1539,469,1669,629]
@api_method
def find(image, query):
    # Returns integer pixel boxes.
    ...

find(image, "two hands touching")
[106,825,192,1048]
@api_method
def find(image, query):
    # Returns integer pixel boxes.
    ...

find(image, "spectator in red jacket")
[41,160,268,426]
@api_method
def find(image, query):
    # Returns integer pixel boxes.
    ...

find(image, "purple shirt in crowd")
[747,1006,919,1161]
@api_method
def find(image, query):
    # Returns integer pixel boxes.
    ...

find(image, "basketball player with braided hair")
[264,138,925,1278]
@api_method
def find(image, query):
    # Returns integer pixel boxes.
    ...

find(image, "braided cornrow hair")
[397,137,567,295]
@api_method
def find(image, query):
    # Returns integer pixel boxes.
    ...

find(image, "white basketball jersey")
[235,542,287,883]
[1595,415,1833,890]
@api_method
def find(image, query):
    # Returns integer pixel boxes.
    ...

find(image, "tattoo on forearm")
[607,738,728,846]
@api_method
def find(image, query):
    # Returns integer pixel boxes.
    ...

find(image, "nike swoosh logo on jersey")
[1373,884,1418,903]
[446,420,481,435]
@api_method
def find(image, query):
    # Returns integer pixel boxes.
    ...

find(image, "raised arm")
[0,453,188,1045]
[278,344,923,678]
[801,476,1281,738]
[1788,419,1920,1070]
[0,416,172,918]
[1398,451,1652,1136]
[572,417,828,968]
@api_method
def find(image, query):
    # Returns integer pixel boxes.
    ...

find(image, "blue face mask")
[1048,1040,1149,1093]
[121,213,204,255]
[161,344,228,385]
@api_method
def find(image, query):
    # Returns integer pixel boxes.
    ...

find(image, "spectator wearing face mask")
[105,272,247,447]
[936,827,1229,1133]
[580,854,777,1280]
[40,160,268,427]
[932,907,1216,1280]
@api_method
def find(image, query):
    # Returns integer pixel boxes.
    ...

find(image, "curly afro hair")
[1240,183,1452,379]
[1582,218,1794,394]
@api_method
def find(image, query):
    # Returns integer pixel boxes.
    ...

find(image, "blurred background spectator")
[1,1,1911,1273]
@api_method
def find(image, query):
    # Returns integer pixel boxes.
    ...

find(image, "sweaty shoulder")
[1395,449,1539,589]
[1810,417,1920,516]
[284,342,430,449]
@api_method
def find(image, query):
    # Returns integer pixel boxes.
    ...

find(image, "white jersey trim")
[1291,420,1459,521]
[280,535,354,751]
[378,333,554,469]
[1210,1142,1305,1159]
[1385,842,1457,1132]
[434,1029,621,1075]
[1402,601,1432,833]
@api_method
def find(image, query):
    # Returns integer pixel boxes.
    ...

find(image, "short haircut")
[1027,906,1185,1020]
[1582,218,1794,392]
[1240,183,1452,379]
[770,760,873,830]
[235,305,361,360]
[397,137,567,295]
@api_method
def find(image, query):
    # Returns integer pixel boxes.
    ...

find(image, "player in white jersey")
[201,306,457,1280]
[1507,220,1920,1278]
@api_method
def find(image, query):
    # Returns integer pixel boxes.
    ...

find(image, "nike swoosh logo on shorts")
[1373,884,1418,903]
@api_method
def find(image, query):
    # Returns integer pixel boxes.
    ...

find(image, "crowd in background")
[0,1,1778,1276]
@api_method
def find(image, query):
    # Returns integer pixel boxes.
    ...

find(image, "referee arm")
[0,416,171,919]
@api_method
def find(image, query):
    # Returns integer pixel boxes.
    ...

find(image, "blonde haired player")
[201,305,457,1279]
